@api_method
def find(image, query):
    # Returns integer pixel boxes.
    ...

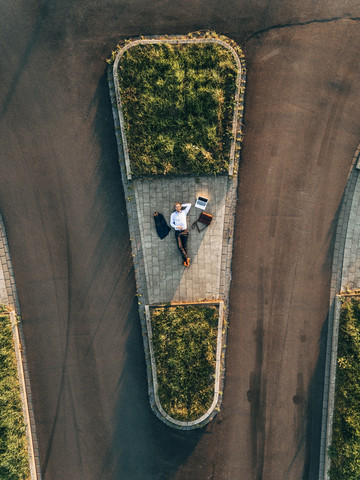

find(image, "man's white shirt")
[170,203,191,230]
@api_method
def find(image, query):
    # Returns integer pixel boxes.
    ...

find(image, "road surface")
[1,1,360,478]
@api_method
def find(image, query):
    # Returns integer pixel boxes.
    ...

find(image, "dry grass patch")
[151,304,219,421]
[0,306,29,480]
[117,42,238,177]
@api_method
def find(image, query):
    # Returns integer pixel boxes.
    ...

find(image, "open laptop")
[195,196,208,210]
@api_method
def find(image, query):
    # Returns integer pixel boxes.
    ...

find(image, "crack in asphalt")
[244,15,360,42]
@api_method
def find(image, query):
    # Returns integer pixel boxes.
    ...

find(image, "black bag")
[153,212,171,239]
[191,212,213,232]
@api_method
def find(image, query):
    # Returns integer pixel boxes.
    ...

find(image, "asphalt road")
[1,1,360,479]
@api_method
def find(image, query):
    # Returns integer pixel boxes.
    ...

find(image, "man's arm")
[170,212,176,229]
[181,203,191,215]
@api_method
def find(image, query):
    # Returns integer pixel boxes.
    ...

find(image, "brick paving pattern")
[134,175,231,305]
[0,215,19,309]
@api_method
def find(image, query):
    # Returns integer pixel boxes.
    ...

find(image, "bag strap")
[191,219,209,233]
[197,223,209,232]
[191,219,200,232]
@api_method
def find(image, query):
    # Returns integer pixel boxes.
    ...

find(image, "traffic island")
[108,31,246,429]
[145,302,225,428]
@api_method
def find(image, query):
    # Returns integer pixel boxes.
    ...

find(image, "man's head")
[175,202,181,212]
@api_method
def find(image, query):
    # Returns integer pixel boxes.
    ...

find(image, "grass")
[0,306,30,480]
[329,297,360,479]
[117,41,238,177]
[151,304,219,421]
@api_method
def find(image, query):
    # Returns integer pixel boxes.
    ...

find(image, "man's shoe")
[185,258,190,267]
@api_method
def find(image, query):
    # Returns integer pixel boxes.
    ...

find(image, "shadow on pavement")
[302,311,328,479]
[90,69,126,222]
[101,298,204,480]
[302,194,345,479]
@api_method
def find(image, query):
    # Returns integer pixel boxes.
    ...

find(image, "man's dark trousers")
[175,229,188,261]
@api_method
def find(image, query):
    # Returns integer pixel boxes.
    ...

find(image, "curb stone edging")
[9,310,38,480]
[108,32,246,429]
[0,214,42,479]
[318,142,360,480]
[145,302,224,429]
[322,295,341,480]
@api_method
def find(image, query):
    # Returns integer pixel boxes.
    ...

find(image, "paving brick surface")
[0,215,15,307]
[134,176,229,305]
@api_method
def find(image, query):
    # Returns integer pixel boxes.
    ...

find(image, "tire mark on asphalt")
[40,158,78,477]
[293,372,306,441]
[282,432,306,480]
[265,255,300,477]
[18,140,68,334]
[30,188,66,327]
[64,373,84,475]
[268,251,298,403]
[41,219,72,478]
[247,262,267,479]
[316,208,325,244]
[283,371,308,480]
[11,142,72,478]
[315,46,359,243]
[81,260,133,361]
[0,0,57,125]
[269,168,284,238]
[316,57,357,169]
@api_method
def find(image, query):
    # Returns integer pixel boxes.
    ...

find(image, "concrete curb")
[0,214,42,479]
[9,310,38,480]
[108,32,246,429]
[318,142,360,479]
[145,302,224,429]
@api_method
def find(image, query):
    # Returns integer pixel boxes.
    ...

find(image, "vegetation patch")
[151,304,219,421]
[329,297,360,479]
[0,306,30,480]
[117,42,238,177]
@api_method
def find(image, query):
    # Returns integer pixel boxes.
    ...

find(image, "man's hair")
[175,202,181,208]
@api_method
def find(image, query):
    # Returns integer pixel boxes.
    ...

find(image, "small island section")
[108,32,246,429]
[116,42,237,177]
[151,304,218,421]
[330,297,360,479]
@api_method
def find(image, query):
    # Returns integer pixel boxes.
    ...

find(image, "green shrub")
[0,310,30,480]
[151,305,218,421]
[117,42,238,177]
[330,298,360,479]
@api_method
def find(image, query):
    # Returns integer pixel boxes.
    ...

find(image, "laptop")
[195,196,208,210]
